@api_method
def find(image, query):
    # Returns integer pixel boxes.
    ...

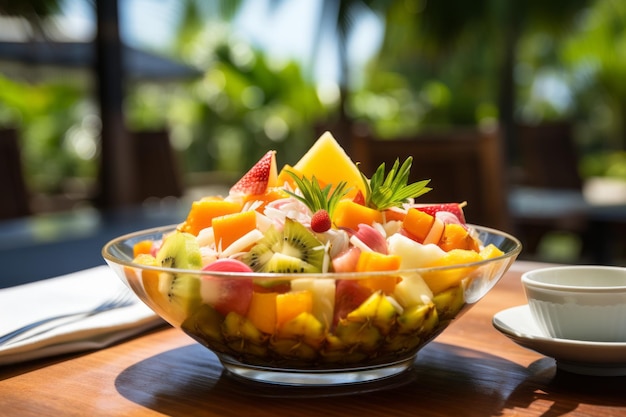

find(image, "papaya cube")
[333,199,384,230]
[402,208,435,243]
[247,292,278,334]
[355,251,401,294]
[212,210,257,250]
[275,290,313,330]
[179,198,242,236]
[438,223,480,252]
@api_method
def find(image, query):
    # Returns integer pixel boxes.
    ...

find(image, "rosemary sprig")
[360,157,432,210]
[284,171,351,217]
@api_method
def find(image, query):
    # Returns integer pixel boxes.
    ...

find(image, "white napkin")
[0,265,165,365]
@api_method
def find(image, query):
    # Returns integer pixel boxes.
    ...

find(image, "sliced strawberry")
[352,189,366,205]
[229,150,278,197]
[414,202,467,224]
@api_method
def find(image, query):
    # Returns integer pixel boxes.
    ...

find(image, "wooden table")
[1,261,625,416]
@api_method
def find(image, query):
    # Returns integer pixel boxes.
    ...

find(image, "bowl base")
[220,357,416,386]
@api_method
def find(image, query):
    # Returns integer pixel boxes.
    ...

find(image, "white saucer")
[493,305,626,376]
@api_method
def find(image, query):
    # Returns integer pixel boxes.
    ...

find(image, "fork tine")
[0,290,137,346]
[93,290,136,313]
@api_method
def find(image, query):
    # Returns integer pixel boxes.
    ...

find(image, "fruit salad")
[127,132,509,368]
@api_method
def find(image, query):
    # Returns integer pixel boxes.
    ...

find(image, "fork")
[0,291,137,346]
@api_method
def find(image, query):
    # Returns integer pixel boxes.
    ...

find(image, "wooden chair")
[132,130,184,202]
[509,121,590,260]
[351,126,511,232]
[516,121,582,190]
[0,128,31,220]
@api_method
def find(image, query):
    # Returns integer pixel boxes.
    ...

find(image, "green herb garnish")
[284,171,350,217]
[360,157,432,210]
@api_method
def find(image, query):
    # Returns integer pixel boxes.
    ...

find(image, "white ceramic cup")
[521,265,626,342]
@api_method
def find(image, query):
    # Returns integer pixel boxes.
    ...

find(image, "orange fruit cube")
[438,223,480,252]
[422,249,482,294]
[355,251,401,294]
[247,292,278,334]
[179,198,242,236]
[212,210,257,250]
[402,208,435,242]
[275,290,313,329]
[333,199,384,230]
[132,240,153,258]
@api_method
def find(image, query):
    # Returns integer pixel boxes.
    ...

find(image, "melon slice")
[292,131,365,198]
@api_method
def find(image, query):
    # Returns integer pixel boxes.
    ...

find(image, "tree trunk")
[498,2,522,174]
[94,0,136,208]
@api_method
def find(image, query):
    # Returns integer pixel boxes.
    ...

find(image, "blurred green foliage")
[0,27,328,200]
[350,0,626,181]
[2,0,626,206]
[126,26,328,174]
[0,75,95,193]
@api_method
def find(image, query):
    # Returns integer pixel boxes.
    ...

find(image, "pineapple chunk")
[396,303,438,334]
[277,312,325,348]
[334,320,382,351]
[292,131,365,198]
[222,312,268,356]
[394,272,434,307]
[346,291,398,334]
[290,278,335,330]
[432,285,465,321]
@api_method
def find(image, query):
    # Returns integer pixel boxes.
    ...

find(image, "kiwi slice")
[154,231,203,324]
[242,218,325,273]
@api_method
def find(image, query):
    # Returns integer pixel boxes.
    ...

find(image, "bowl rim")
[102,223,522,279]
[522,265,626,292]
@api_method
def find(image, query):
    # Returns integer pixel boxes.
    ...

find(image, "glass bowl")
[103,224,521,386]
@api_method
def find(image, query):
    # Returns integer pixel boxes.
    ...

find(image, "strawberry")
[414,202,467,224]
[352,189,366,205]
[311,209,331,233]
[229,150,278,197]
